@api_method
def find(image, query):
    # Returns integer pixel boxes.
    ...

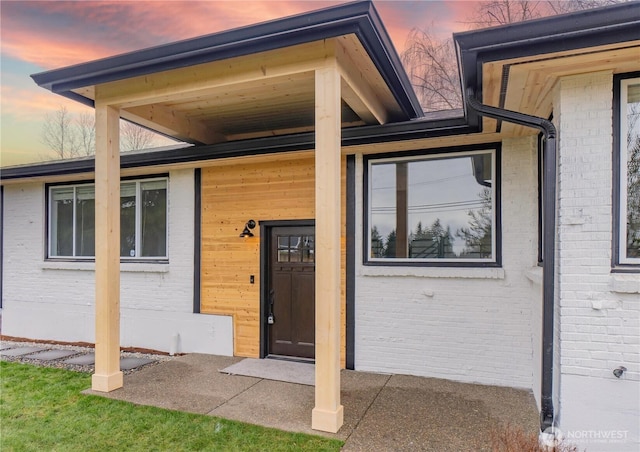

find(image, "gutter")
[466,88,557,432]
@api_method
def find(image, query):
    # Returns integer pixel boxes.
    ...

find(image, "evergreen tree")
[457,188,493,258]
[371,226,386,258]
[384,230,397,258]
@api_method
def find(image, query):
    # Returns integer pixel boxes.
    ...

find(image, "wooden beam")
[336,40,389,124]
[92,102,123,392]
[95,41,335,108]
[311,57,344,434]
[123,105,225,144]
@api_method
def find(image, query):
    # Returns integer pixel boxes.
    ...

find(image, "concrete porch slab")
[85,353,539,449]
[210,368,390,440]
[84,354,260,414]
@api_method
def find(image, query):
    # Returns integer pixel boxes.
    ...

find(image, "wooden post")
[91,103,123,392]
[311,61,344,433]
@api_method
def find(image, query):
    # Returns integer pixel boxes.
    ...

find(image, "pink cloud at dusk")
[2,28,128,71]
[1,84,90,119]
[2,1,346,69]
[2,1,468,71]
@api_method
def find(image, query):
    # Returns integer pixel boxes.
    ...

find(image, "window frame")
[613,73,640,270]
[363,144,502,267]
[45,175,169,262]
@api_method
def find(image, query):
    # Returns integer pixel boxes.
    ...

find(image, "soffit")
[481,41,640,136]
[69,35,405,144]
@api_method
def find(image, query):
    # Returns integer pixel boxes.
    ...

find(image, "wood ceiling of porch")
[71,35,405,145]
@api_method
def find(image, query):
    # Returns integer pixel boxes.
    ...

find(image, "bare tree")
[464,0,544,29]
[402,0,626,112]
[76,112,95,156]
[547,0,624,14]
[402,27,462,111]
[120,121,157,152]
[41,106,79,159]
[41,107,164,159]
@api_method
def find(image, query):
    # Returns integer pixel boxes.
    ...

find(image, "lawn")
[0,361,343,451]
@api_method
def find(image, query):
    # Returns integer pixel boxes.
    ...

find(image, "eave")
[455,1,640,131]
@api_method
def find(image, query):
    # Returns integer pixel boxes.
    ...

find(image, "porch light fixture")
[239,220,256,238]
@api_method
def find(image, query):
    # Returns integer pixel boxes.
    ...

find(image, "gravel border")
[1,339,173,374]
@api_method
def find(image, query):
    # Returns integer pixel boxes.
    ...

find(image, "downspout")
[466,88,557,432]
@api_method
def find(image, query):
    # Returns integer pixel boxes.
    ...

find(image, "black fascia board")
[0,114,475,181]
[1,157,96,180]
[454,2,640,58]
[455,2,640,128]
[30,0,422,120]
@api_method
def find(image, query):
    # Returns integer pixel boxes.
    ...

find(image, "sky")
[0,0,474,167]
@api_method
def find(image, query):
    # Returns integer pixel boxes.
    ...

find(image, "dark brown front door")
[267,226,315,359]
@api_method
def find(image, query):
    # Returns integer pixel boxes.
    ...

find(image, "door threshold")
[266,354,315,365]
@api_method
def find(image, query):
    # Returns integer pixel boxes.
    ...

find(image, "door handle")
[268,289,275,324]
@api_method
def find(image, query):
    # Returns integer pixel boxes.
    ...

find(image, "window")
[366,147,500,265]
[48,178,168,259]
[617,76,640,266]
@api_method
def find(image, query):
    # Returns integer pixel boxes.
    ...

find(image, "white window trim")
[366,148,498,265]
[47,177,169,261]
[619,77,640,265]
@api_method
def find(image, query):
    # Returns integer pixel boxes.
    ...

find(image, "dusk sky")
[1,1,474,167]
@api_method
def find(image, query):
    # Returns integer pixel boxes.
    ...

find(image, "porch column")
[312,61,344,433]
[91,103,123,392]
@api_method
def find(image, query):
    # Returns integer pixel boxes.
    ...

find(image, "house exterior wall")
[554,71,640,450]
[1,168,233,355]
[353,136,541,390]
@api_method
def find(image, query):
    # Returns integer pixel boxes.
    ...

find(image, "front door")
[267,226,315,359]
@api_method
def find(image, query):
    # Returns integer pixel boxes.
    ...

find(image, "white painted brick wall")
[355,136,540,390]
[555,71,639,449]
[2,168,233,355]
[556,71,640,380]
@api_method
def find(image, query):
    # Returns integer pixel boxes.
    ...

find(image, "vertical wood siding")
[201,154,346,365]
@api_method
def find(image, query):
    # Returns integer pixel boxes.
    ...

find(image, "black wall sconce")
[239,220,256,238]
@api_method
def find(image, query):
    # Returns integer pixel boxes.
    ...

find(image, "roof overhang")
[455,2,640,134]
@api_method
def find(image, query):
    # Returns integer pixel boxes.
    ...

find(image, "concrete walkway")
[87,353,539,451]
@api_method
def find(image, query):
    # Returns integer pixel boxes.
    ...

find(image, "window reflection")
[48,178,167,259]
[277,235,315,263]
[624,82,640,260]
[369,150,496,262]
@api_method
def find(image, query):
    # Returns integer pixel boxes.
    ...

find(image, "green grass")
[0,361,343,451]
